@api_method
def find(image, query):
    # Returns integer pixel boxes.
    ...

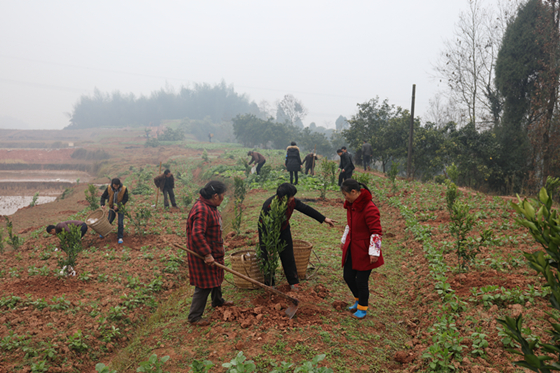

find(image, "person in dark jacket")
[46,220,88,238]
[154,169,177,208]
[362,140,373,171]
[285,141,302,185]
[247,151,266,175]
[186,180,233,326]
[337,149,355,186]
[100,178,129,244]
[303,153,318,175]
[340,179,383,319]
[258,183,336,290]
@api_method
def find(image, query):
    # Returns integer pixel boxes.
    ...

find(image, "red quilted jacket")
[342,189,384,271]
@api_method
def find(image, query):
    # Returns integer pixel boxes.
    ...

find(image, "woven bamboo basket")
[293,239,313,280]
[230,250,264,289]
[85,209,113,237]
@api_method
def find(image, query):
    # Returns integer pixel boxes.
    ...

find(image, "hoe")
[173,243,299,319]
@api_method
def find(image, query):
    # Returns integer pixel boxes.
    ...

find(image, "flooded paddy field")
[0,170,92,215]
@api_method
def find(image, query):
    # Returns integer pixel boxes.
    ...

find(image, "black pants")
[305,166,314,175]
[80,223,88,238]
[338,170,354,186]
[343,249,372,307]
[289,171,299,185]
[107,209,124,239]
[259,227,299,285]
[256,161,266,175]
[363,155,371,170]
[188,286,225,322]
[163,188,177,207]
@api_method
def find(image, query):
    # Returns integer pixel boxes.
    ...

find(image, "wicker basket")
[85,209,113,237]
[293,239,313,280]
[230,250,264,289]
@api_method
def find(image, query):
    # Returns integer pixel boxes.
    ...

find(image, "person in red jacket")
[340,179,383,319]
[186,180,233,326]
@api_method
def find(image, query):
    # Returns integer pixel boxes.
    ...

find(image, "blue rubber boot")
[118,239,123,244]
[352,309,367,319]
[348,301,359,312]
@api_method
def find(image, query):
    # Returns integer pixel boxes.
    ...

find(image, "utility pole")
[407,84,416,179]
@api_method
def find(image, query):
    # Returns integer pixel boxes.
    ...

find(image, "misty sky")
[0,1,504,130]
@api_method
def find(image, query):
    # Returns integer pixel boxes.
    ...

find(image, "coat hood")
[343,188,373,211]
[286,145,300,151]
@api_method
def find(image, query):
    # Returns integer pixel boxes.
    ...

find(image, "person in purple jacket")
[46,220,88,238]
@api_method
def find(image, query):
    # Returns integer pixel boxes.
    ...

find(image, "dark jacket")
[100,185,128,208]
[342,189,384,271]
[339,152,355,172]
[285,146,302,171]
[362,142,373,157]
[260,196,325,232]
[186,197,225,289]
[303,153,318,169]
[55,220,85,234]
[248,152,266,165]
[154,174,175,191]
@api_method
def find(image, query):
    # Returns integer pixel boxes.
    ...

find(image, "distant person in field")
[247,150,266,175]
[154,169,177,208]
[303,153,318,175]
[362,140,373,171]
[258,183,336,290]
[340,179,384,319]
[337,148,355,186]
[100,178,128,244]
[186,180,233,326]
[285,141,302,185]
[46,220,88,238]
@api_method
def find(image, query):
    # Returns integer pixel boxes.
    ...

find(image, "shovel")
[173,243,299,319]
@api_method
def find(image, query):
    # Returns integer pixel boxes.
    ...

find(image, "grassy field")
[0,137,551,372]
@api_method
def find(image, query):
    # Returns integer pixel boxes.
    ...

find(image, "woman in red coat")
[340,179,383,319]
[186,180,232,326]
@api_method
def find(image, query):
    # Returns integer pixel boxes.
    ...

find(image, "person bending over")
[46,220,88,238]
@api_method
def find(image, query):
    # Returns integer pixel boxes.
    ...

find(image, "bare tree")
[276,94,307,128]
[433,0,504,128]
[426,92,467,128]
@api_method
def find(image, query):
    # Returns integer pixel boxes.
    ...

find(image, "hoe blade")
[285,302,299,319]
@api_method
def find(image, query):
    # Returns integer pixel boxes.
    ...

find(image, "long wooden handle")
[172,243,299,305]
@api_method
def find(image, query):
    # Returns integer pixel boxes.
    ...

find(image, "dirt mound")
[212,284,329,329]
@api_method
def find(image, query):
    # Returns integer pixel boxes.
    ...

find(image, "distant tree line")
[232,114,345,156]
[66,82,262,129]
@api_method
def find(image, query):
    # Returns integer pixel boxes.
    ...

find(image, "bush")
[29,192,39,207]
[85,184,99,210]
[145,138,160,148]
[257,197,287,285]
[57,224,84,276]
[6,218,24,250]
[232,177,247,235]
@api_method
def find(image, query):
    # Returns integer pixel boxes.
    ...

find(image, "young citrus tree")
[257,197,287,286]
[499,188,560,371]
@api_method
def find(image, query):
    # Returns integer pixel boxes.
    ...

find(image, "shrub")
[449,202,492,272]
[57,224,83,276]
[387,162,399,192]
[232,177,247,235]
[85,184,99,210]
[6,218,24,250]
[317,159,338,199]
[145,137,160,148]
[29,192,39,207]
[257,197,287,285]
[500,188,560,371]
[122,204,152,236]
